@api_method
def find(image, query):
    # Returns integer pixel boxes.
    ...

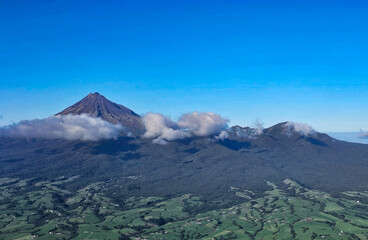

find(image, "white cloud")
[0,114,123,141]
[284,122,315,136]
[215,130,230,140]
[178,112,229,136]
[142,113,190,141]
[142,112,228,143]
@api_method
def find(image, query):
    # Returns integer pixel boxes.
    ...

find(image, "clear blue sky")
[1,0,368,132]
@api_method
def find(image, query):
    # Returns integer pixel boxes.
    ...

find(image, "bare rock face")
[57,92,144,134]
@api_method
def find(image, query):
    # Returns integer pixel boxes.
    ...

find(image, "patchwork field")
[0,177,367,240]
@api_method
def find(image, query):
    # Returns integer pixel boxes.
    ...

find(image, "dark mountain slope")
[1,123,368,207]
[57,92,144,134]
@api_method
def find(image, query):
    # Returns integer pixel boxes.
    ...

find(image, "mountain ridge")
[0,121,367,204]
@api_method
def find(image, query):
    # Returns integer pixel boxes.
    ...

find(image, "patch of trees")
[289,224,296,239]
[119,234,131,240]
[148,216,174,226]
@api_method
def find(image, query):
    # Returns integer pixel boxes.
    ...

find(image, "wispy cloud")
[252,119,264,135]
[358,129,368,139]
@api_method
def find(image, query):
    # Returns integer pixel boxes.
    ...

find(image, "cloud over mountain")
[0,114,123,141]
[142,112,229,144]
[284,122,315,136]
[142,113,190,142]
[178,112,229,136]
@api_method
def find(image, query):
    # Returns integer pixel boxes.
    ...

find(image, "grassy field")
[0,177,367,240]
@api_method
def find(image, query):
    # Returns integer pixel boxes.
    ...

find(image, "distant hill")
[57,92,144,134]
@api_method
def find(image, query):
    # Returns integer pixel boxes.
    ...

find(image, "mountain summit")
[57,92,144,133]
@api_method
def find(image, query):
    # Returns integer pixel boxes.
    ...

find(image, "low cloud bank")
[284,122,315,136]
[142,112,229,144]
[0,114,123,141]
[0,111,319,143]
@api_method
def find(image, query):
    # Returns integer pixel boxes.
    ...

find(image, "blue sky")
[1,0,368,133]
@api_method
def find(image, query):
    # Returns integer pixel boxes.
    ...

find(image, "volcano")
[1,94,368,206]
[57,92,144,134]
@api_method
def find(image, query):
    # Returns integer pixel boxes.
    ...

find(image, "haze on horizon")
[1,1,368,140]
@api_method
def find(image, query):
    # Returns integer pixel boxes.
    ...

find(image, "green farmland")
[0,177,367,240]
